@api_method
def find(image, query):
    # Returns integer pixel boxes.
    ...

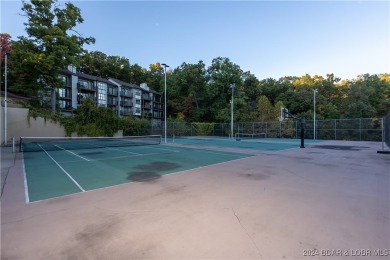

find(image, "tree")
[147,63,165,93]
[206,57,243,122]
[0,33,12,92]
[256,95,273,122]
[0,33,12,62]
[10,0,95,114]
[79,51,108,77]
[168,61,207,121]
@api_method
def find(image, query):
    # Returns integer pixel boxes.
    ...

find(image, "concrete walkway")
[1,146,16,198]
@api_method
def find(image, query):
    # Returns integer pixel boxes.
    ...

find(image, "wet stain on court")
[127,161,180,182]
[127,171,161,182]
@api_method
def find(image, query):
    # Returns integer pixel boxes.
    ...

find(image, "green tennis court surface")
[23,145,253,202]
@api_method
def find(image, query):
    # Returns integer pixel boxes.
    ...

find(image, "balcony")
[120,101,133,107]
[153,113,162,119]
[153,104,162,110]
[143,94,151,101]
[107,90,118,96]
[58,92,72,100]
[120,91,133,98]
[77,94,97,104]
[107,100,118,106]
[143,103,152,110]
[77,82,97,91]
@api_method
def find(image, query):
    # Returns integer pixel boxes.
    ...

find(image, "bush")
[193,122,214,136]
[122,118,151,136]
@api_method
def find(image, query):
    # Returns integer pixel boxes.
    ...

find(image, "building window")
[108,87,117,96]
[97,82,107,106]
[59,100,71,109]
[98,93,106,101]
[58,88,67,98]
[136,99,140,105]
[97,82,107,90]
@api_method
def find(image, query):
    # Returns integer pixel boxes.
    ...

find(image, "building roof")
[60,69,76,76]
[76,72,114,86]
[60,69,160,95]
[108,78,142,90]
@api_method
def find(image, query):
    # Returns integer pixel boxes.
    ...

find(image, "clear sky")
[1,0,389,81]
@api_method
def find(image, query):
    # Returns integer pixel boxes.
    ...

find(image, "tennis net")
[235,132,266,141]
[20,135,162,152]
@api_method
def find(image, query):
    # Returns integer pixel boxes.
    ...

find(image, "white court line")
[21,153,30,203]
[38,144,85,192]
[150,147,180,152]
[54,145,90,161]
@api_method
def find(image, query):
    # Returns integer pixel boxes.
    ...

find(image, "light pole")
[162,63,169,143]
[313,88,318,140]
[4,52,10,145]
[230,84,235,139]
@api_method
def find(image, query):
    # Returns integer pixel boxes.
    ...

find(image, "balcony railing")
[143,104,152,109]
[120,91,133,98]
[108,90,118,96]
[107,100,118,106]
[77,82,97,91]
[77,95,97,103]
[143,94,151,101]
[58,92,72,99]
[120,101,133,107]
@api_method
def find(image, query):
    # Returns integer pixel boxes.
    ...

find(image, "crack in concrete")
[231,208,263,260]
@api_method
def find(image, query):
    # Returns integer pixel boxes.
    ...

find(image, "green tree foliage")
[66,99,122,136]
[0,33,12,62]
[79,51,148,84]
[167,61,208,121]
[256,95,273,122]
[147,63,165,93]
[192,122,214,136]
[205,57,243,122]
[9,0,95,114]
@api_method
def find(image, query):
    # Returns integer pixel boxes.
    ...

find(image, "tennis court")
[22,136,255,202]
[22,135,325,202]
[2,137,389,259]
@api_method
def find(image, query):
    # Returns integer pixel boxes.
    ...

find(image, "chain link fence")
[137,118,384,142]
[384,111,390,149]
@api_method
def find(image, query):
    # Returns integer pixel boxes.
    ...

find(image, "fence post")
[334,119,337,140]
[279,120,282,138]
[359,118,362,141]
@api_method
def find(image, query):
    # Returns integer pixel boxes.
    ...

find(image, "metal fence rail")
[142,118,384,142]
